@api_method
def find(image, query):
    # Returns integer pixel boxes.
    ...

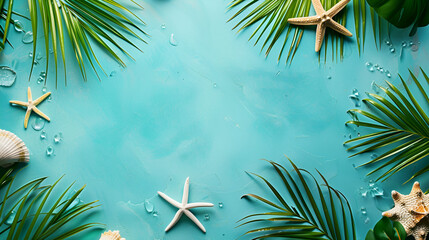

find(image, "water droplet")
[40,130,47,140]
[48,96,52,102]
[349,89,360,107]
[42,87,47,93]
[54,133,62,144]
[218,202,223,208]
[409,41,414,46]
[46,146,54,156]
[389,47,395,53]
[327,75,332,80]
[384,40,391,46]
[0,66,16,87]
[348,134,352,139]
[66,190,81,211]
[28,52,33,58]
[379,67,384,73]
[357,132,361,137]
[5,211,16,225]
[169,33,178,46]
[371,81,380,94]
[359,187,367,197]
[161,24,166,29]
[14,20,24,32]
[204,214,210,221]
[37,76,44,84]
[32,117,45,131]
[152,211,158,217]
[360,207,367,215]
[22,31,33,44]
[401,41,407,47]
[365,62,373,72]
[144,200,154,213]
[364,217,370,224]
[109,71,116,77]
[213,83,217,88]
[386,70,391,78]
[36,53,42,60]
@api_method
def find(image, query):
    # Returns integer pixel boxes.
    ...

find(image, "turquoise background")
[1,0,429,239]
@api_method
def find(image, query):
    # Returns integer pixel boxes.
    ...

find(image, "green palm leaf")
[0,168,102,239]
[28,0,147,86]
[228,0,382,63]
[345,67,429,183]
[366,0,429,36]
[238,159,356,240]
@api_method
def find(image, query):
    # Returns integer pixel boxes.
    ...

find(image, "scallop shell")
[0,130,29,167]
[99,230,125,240]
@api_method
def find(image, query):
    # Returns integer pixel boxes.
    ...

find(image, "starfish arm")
[288,16,320,25]
[183,209,206,233]
[27,87,32,102]
[186,202,214,209]
[165,210,183,232]
[24,109,32,129]
[33,107,50,121]
[158,191,181,208]
[33,92,51,105]
[9,101,29,107]
[312,0,326,15]
[328,20,352,36]
[327,0,350,17]
[315,23,326,52]
[182,177,190,205]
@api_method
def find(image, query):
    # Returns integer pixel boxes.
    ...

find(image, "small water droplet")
[401,41,407,47]
[389,47,395,53]
[42,87,47,93]
[360,207,367,215]
[169,33,178,46]
[36,53,42,60]
[109,71,116,77]
[204,214,210,221]
[327,75,332,80]
[371,81,380,94]
[5,211,16,225]
[40,130,47,140]
[28,52,33,58]
[22,31,33,44]
[48,96,52,102]
[144,199,154,213]
[213,83,217,88]
[386,70,391,78]
[37,76,44,84]
[46,145,54,156]
[152,211,158,217]
[349,89,360,107]
[54,133,62,144]
[14,20,24,33]
[0,66,16,87]
[384,40,391,46]
[32,117,45,131]
[218,202,223,208]
[364,217,370,224]
[161,24,166,29]
[357,132,361,137]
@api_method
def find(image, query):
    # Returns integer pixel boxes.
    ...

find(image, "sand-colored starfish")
[9,87,51,129]
[383,182,429,240]
[287,0,352,52]
[158,177,214,233]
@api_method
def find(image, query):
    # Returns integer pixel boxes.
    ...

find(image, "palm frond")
[228,0,382,63]
[238,159,356,240]
[0,168,102,239]
[345,67,429,183]
[28,0,147,87]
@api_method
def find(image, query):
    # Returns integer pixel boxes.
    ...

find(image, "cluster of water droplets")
[365,62,392,78]
[144,199,159,217]
[13,20,33,44]
[349,88,360,107]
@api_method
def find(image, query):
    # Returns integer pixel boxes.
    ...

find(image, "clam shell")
[99,230,125,240]
[0,130,29,167]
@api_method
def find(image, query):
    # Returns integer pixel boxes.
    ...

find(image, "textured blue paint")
[0,0,428,239]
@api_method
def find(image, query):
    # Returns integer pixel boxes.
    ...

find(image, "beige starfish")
[287,0,352,52]
[9,87,51,129]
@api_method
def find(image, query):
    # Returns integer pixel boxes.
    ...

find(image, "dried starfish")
[9,87,51,129]
[383,182,429,240]
[158,177,214,233]
[287,0,352,52]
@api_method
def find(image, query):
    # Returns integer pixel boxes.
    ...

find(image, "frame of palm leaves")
[0,168,101,239]
[227,0,386,63]
[345,68,429,183]
[238,159,356,239]
[1,0,147,86]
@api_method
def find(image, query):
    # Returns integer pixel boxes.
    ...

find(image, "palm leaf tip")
[345,68,429,182]
[239,159,356,240]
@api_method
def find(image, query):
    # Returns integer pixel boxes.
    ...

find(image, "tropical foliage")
[345,68,429,183]
[365,217,406,240]
[238,159,356,239]
[0,168,101,239]
[227,0,384,63]
[367,0,429,36]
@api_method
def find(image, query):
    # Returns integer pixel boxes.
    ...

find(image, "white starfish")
[9,87,51,129]
[288,0,352,52]
[158,177,214,233]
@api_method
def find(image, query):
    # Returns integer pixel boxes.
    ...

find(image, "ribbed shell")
[99,230,125,240]
[0,129,29,167]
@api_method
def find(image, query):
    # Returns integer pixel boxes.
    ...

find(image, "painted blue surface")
[0,0,429,239]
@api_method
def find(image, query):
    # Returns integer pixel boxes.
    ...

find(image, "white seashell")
[0,129,29,167]
[99,230,125,240]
